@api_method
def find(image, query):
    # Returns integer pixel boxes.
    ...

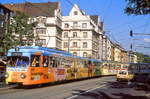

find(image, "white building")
[4,2,62,49]
[62,4,104,59]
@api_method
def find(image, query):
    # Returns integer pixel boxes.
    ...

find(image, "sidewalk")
[0,82,7,88]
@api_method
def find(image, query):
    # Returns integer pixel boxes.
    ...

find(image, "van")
[116,70,134,81]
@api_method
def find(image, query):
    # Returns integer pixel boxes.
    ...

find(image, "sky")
[1,0,150,55]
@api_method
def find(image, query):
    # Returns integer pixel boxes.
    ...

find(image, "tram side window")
[88,61,92,66]
[31,55,40,67]
[43,56,49,67]
[84,61,88,67]
[57,57,61,67]
[49,57,57,67]
[60,58,65,67]
[49,56,53,67]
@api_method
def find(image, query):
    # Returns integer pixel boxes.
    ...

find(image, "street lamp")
[68,37,70,53]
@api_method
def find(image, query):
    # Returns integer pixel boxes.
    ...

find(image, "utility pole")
[68,37,70,53]
[129,30,133,63]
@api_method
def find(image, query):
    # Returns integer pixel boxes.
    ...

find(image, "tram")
[5,46,102,85]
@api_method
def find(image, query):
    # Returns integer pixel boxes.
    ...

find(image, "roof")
[3,2,59,17]
[90,15,99,24]
[0,3,12,12]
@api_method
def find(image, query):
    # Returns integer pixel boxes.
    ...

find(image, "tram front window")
[7,56,29,67]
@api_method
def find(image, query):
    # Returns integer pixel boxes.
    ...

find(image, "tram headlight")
[20,73,26,79]
[5,73,9,78]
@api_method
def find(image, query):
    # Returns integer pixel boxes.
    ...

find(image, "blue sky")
[1,0,150,55]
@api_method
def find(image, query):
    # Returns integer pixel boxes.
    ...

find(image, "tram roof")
[7,48,55,56]
[89,59,102,62]
[8,46,73,56]
[18,46,73,55]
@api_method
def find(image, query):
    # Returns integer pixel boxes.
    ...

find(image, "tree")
[125,0,150,15]
[2,11,36,54]
[135,52,150,63]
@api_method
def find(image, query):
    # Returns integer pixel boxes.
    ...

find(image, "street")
[0,76,150,99]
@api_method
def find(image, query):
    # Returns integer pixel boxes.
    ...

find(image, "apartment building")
[4,2,62,49]
[62,4,103,59]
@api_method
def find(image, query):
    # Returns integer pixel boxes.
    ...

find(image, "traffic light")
[130,43,132,49]
[130,30,133,37]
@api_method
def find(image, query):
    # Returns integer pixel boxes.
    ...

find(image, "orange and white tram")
[5,46,102,85]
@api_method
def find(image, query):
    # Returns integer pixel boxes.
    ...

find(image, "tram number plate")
[12,52,22,56]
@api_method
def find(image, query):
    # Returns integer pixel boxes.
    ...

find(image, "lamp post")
[68,37,70,53]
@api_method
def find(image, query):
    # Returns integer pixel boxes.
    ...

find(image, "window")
[64,32,68,38]
[31,55,40,67]
[82,23,87,28]
[0,8,4,15]
[74,11,78,15]
[30,18,34,23]
[7,56,29,67]
[83,42,87,48]
[36,28,46,34]
[0,21,4,27]
[83,32,88,38]
[64,23,69,28]
[63,42,68,48]
[49,57,58,67]
[37,39,46,45]
[36,17,46,23]
[73,52,77,56]
[41,18,46,23]
[73,42,77,47]
[73,32,77,38]
[73,22,78,28]
[83,52,87,57]
[43,56,49,67]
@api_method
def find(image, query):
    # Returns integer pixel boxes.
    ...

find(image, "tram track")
[0,76,115,99]
[0,84,25,95]
[0,76,111,95]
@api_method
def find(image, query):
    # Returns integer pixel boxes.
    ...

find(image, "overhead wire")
[102,0,112,22]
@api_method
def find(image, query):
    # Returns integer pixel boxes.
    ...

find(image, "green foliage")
[135,52,150,63]
[1,11,36,54]
[125,0,150,15]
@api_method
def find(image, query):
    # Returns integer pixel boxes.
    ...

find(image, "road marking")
[67,84,106,99]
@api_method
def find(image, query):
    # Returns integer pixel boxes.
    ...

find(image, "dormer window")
[74,11,78,15]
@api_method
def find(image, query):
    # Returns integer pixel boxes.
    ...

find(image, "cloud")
[144,38,150,42]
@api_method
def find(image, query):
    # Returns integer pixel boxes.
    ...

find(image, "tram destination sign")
[12,52,22,56]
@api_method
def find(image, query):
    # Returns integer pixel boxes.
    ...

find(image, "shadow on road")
[112,93,149,99]
[106,81,133,89]
[71,81,150,99]
[107,81,150,92]
[72,89,113,99]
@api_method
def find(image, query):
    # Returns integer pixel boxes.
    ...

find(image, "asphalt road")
[0,76,150,99]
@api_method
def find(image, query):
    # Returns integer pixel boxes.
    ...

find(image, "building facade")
[62,4,103,59]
